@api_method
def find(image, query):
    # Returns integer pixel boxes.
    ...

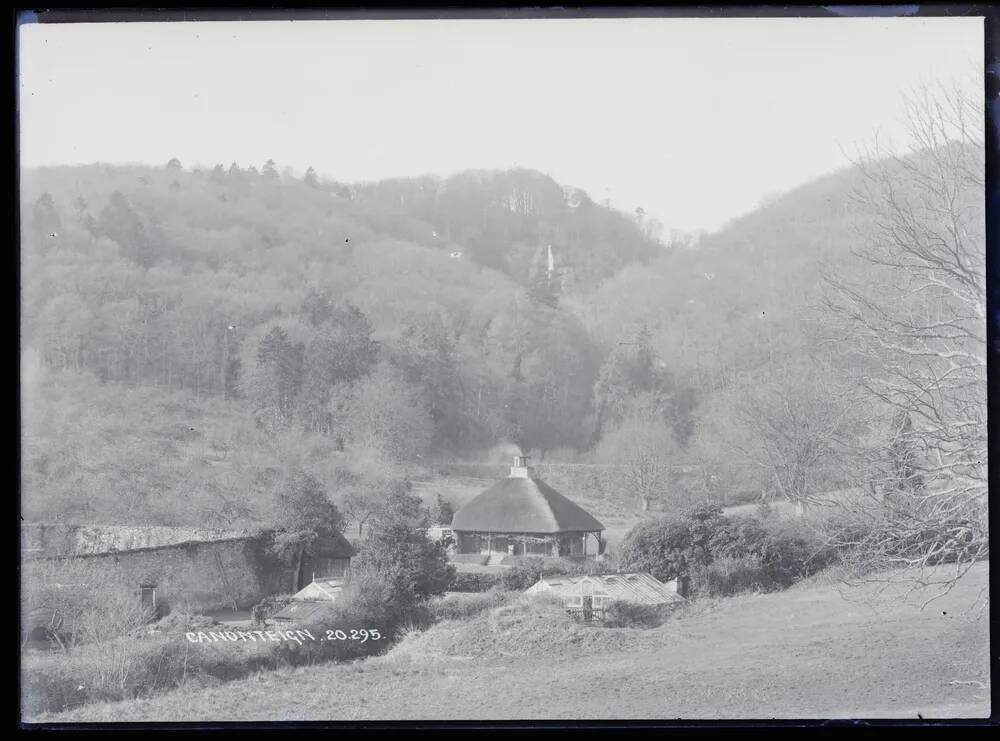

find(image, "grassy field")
[28,562,989,722]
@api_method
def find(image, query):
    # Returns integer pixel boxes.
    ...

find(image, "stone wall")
[21,524,263,558]
[23,535,288,614]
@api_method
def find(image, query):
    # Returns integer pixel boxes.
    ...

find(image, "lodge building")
[451,456,605,562]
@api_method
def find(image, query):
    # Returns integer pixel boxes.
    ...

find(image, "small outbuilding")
[270,600,335,625]
[289,578,346,603]
[526,572,686,621]
[271,578,346,623]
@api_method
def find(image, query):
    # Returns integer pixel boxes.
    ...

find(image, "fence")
[566,606,606,623]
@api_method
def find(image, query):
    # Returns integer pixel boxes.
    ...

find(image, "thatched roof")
[451,475,604,534]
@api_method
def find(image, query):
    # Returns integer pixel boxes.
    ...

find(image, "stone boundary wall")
[21,525,295,614]
[21,523,263,559]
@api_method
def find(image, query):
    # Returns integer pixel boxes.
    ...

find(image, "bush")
[499,559,550,591]
[619,507,837,598]
[22,636,245,715]
[349,488,453,625]
[21,658,85,715]
[266,592,397,667]
[618,504,727,584]
[602,600,667,629]
[251,595,294,624]
[693,555,778,597]
[448,571,500,592]
[498,557,612,592]
[725,489,766,506]
[267,626,385,667]
[22,581,411,718]
[715,517,836,590]
[145,611,222,634]
[22,557,155,649]
[428,590,510,622]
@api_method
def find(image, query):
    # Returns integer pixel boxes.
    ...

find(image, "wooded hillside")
[20,134,985,545]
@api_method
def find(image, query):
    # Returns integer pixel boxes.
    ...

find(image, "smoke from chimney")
[484,441,522,467]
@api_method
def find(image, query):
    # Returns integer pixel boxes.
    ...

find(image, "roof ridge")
[530,476,605,531]
[527,476,562,531]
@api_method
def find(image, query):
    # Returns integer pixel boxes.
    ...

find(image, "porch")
[453,530,603,559]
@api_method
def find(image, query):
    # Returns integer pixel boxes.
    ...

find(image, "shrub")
[349,488,453,625]
[448,571,500,593]
[755,500,774,520]
[431,494,455,526]
[499,560,546,591]
[22,594,400,718]
[499,557,612,592]
[267,625,386,667]
[145,611,221,634]
[428,590,510,622]
[22,579,412,718]
[251,595,294,624]
[693,555,778,597]
[21,658,85,715]
[725,488,766,506]
[267,592,397,666]
[716,517,837,590]
[619,507,837,598]
[22,636,242,715]
[22,557,155,649]
[602,600,667,629]
[617,504,727,584]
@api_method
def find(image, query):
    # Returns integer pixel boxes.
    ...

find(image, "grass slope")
[29,563,989,722]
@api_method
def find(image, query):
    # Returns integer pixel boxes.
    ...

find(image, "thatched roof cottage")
[451,456,605,563]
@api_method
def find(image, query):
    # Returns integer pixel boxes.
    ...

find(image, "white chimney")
[509,455,532,479]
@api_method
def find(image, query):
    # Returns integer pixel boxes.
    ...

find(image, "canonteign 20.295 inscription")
[184,629,383,645]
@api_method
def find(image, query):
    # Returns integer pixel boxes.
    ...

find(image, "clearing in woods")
[30,562,989,722]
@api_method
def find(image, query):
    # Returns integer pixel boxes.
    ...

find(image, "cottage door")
[140,585,157,614]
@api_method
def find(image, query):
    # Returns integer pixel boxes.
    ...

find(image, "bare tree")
[729,361,863,515]
[341,489,384,539]
[331,447,413,538]
[22,557,151,652]
[596,410,680,512]
[339,364,434,462]
[821,78,987,592]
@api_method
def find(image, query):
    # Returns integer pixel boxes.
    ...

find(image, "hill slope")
[30,563,989,721]
[21,147,979,526]
[576,164,881,386]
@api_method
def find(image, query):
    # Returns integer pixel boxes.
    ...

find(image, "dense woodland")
[20,86,987,579]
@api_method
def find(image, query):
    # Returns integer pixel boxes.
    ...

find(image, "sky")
[17,16,983,234]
